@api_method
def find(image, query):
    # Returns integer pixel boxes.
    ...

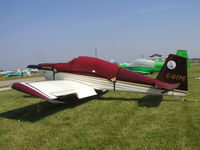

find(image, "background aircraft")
[119,49,189,75]
[0,71,8,77]
[119,59,164,75]
[7,71,25,77]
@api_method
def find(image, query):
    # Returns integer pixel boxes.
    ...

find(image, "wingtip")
[12,82,50,100]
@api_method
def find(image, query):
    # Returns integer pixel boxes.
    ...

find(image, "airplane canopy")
[55,56,155,85]
[55,56,120,80]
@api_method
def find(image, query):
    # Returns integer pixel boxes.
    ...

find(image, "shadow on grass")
[0,92,162,122]
[98,95,163,108]
[0,97,92,122]
[137,95,163,107]
[0,91,106,122]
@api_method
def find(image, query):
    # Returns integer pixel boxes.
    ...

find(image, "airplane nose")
[27,65,39,68]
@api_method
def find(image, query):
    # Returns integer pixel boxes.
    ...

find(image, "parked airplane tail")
[176,49,190,68]
[156,54,188,91]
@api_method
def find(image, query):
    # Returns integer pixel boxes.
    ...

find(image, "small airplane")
[119,59,164,75]
[119,49,189,75]
[12,54,188,103]
[0,71,8,77]
[7,71,25,77]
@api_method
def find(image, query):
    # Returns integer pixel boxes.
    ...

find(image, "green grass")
[0,85,9,88]
[0,74,42,81]
[0,65,200,150]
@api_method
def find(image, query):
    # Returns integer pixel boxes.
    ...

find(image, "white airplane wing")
[12,80,97,100]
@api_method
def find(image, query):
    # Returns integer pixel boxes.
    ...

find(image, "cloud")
[133,4,184,14]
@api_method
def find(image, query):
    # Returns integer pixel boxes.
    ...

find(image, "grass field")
[0,85,9,88]
[0,65,200,150]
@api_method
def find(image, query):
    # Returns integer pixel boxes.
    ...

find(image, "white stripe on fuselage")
[40,70,188,97]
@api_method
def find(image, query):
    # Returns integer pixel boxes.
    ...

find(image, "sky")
[0,0,200,70]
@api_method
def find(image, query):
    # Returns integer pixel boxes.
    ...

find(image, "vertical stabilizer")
[156,54,188,91]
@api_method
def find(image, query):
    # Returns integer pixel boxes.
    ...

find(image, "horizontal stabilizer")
[154,79,180,90]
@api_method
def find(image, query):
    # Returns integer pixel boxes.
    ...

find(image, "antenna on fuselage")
[95,48,98,57]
